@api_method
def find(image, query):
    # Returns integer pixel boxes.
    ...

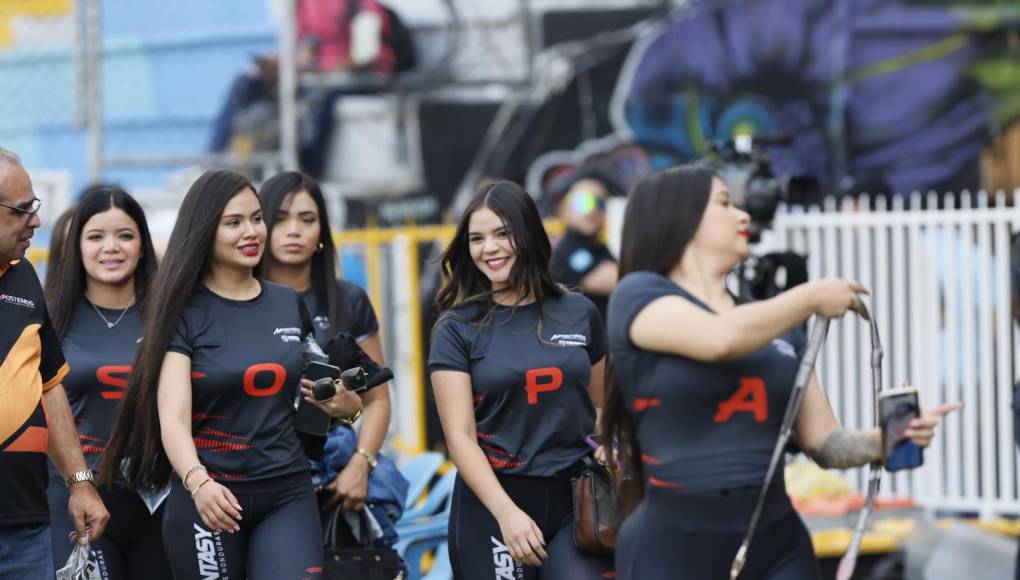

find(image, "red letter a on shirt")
[714,377,768,423]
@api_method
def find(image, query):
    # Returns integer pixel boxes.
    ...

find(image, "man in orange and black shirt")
[0,148,109,579]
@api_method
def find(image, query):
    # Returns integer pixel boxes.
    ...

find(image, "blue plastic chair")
[397,466,459,525]
[398,452,445,515]
[422,542,452,580]
[397,522,449,580]
[400,462,456,524]
[395,468,457,580]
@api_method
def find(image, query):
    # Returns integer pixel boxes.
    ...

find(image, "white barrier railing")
[761,191,1020,518]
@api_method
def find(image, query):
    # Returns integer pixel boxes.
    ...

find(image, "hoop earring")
[316,242,325,252]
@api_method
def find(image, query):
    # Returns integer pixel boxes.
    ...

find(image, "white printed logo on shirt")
[569,249,594,273]
[772,339,797,359]
[274,327,301,343]
[0,293,35,309]
[550,333,588,347]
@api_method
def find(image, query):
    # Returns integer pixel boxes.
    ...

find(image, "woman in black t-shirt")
[46,187,168,579]
[602,165,961,579]
[99,170,362,580]
[259,171,391,514]
[428,181,613,579]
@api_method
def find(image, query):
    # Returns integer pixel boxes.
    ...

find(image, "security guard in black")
[550,229,615,320]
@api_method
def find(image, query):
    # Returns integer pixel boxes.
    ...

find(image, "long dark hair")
[436,181,562,320]
[43,207,75,305]
[49,187,157,341]
[600,164,716,512]
[258,171,349,332]
[99,170,257,489]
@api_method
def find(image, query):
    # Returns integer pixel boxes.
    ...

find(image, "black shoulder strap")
[296,292,314,338]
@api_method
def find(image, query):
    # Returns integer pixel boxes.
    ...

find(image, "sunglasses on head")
[569,191,607,215]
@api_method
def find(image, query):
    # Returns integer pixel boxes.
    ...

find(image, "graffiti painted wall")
[526,0,1020,203]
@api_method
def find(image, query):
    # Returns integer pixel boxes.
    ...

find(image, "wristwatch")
[65,469,96,489]
[355,448,378,471]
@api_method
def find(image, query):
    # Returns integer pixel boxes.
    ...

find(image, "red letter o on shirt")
[243,363,286,397]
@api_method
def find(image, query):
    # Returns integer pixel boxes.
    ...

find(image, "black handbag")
[322,503,407,580]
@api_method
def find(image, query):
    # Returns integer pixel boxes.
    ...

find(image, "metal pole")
[86,0,103,182]
[519,0,535,82]
[72,0,86,128]
[278,0,299,171]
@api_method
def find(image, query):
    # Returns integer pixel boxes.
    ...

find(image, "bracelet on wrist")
[355,447,378,471]
[65,469,96,489]
[190,478,213,498]
[183,465,207,490]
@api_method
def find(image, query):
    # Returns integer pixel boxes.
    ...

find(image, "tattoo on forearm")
[808,429,882,469]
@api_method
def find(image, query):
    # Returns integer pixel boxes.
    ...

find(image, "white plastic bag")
[56,541,101,580]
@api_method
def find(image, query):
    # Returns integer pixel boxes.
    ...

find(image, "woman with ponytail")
[602,165,958,579]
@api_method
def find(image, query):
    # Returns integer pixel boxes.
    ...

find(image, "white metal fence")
[760,192,1020,518]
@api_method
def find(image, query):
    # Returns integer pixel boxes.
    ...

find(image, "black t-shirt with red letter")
[0,259,69,526]
[428,292,605,476]
[607,271,806,493]
[60,299,142,471]
[168,281,311,484]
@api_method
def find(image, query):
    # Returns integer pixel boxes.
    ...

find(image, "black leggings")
[448,472,613,580]
[162,471,322,580]
[615,483,819,580]
[48,473,171,580]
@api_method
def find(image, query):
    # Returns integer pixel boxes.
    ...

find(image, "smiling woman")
[99,170,360,580]
[204,188,266,300]
[44,187,168,579]
[467,207,516,291]
[429,181,614,579]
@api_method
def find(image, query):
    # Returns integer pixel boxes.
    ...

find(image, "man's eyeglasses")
[0,197,42,217]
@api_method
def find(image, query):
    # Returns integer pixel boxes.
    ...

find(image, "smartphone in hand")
[878,386,923,471]
[305,360,341,382]
[305,361,341,401]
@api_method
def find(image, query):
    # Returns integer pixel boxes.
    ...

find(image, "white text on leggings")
[491,536,524,580]
[194,524,226,580]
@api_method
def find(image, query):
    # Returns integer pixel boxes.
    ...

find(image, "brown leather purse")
[572,456,621,554]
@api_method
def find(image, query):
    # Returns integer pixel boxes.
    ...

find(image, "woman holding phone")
[602,164,962,579]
